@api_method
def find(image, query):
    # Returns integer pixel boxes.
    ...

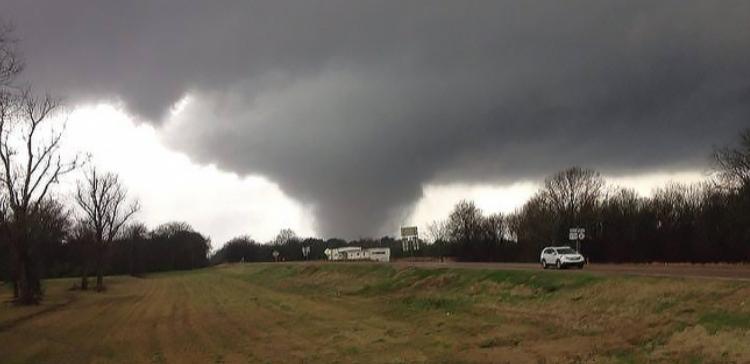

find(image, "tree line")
[211,128,750,266]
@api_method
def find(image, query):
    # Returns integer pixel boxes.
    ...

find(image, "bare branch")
[76,167,140,245]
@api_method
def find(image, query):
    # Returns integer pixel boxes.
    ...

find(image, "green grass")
[399,295,468,312]
[610,349,638,364]
[699,310,750,333]
[481,268,602,292]
[654,296,678,313]
[351,265,601,299]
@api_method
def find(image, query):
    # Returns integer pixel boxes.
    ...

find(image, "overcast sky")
[2,1,748,243]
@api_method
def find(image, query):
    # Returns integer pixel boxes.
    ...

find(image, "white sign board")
[569,228,585,240]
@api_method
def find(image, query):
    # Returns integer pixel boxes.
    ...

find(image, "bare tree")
[542,166,605,231]
[713,128,750,190]
[445,200,485,243]
[543,167,605,215]
[0,85,79,303]
[483,213,505,243]
[273,228,298,246]
[75,168,139,291]
[426,219,449,243]
[123,222,149,240]
[508,192,556,245]
[152,221,193,238]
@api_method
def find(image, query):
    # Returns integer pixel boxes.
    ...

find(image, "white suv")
[540,246,585,269]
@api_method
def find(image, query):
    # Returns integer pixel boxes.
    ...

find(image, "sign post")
[401,226,419,260]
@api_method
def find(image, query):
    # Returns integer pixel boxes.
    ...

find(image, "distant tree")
[273,228,298,245]
[426,219,449,243]
[425,219,449,259]
[68,220,96,289]
[596,188,644,262]
[121,222,149,276]
[543,167,605,220]
[271,228,300,261]
[722,130,750,259]
[506,193,556,259]
[152,221,193,238]
[541,167,605,245]
[444,200,508,261]
[148,222,210,271]
[212,235,266,263]
[446,200,485,244]
[483,213,505,243]
[28,199,72,279]
[713,128,750,190]
[75,168,139,291]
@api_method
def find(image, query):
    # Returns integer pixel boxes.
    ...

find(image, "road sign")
[401,226,419,253]
[569,228,585,241]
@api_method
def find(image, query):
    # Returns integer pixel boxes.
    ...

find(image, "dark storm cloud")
[3,1,749,237]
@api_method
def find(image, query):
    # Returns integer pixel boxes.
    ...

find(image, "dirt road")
[393,261,750,281]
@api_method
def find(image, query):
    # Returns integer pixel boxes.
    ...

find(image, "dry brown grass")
[1,263,749,363]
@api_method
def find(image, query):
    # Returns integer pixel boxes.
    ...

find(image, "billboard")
[401,226,418,238]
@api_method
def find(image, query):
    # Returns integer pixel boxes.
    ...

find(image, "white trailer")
[367,248,390,262]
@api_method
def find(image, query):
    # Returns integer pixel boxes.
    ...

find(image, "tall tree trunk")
[80,265,89,290]
[128,241,133,276]
[10,257,19,298]
[96,265,103,291]
[80,241,90,290]
[128,240,137,277]
[15,254,37,305]
[7,217,39,305]
[95,243,105,291]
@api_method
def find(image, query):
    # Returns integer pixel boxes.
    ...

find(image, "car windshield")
[556,248,576,254]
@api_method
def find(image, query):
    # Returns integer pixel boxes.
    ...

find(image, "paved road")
[391,261,750,281]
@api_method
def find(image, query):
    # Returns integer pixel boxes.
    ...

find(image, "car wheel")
[556,260,562,269]
[541,260,547,269]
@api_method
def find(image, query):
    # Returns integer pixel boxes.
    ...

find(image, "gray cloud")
[3,1,750,237]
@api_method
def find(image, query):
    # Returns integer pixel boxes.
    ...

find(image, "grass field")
[2,263,750,363]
